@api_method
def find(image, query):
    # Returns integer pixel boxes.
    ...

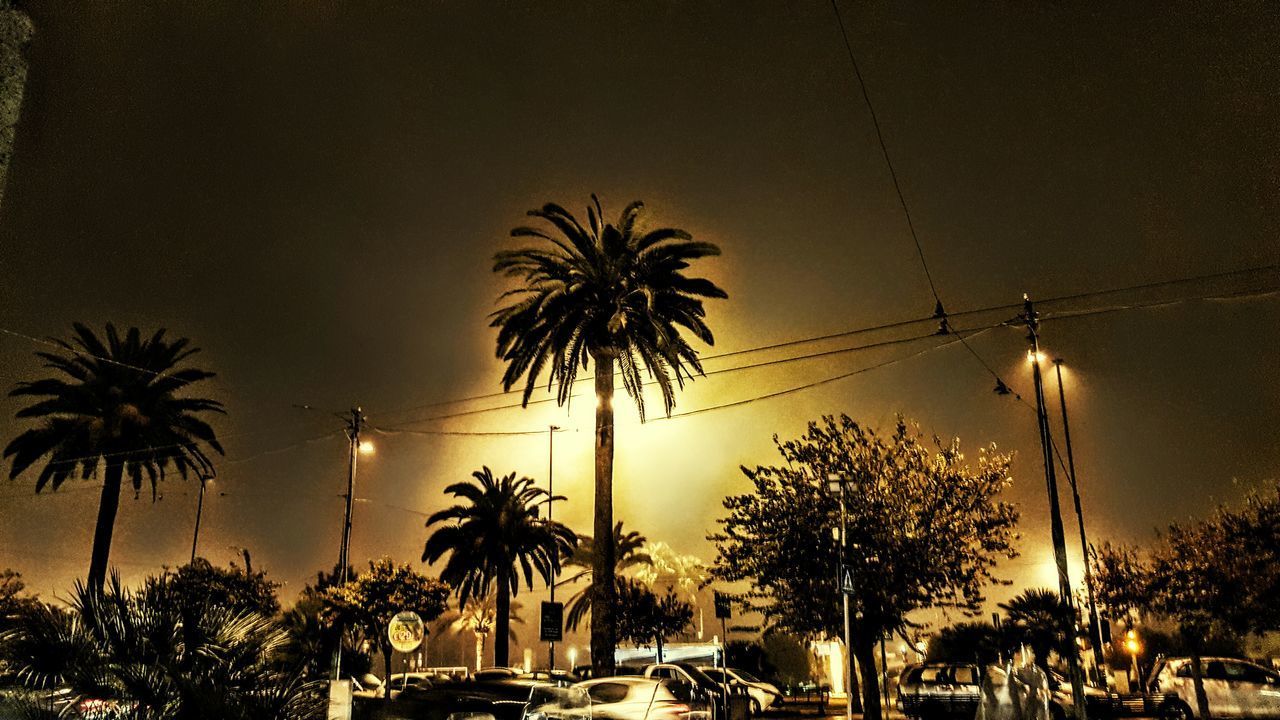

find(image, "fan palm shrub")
[0,574,321,720]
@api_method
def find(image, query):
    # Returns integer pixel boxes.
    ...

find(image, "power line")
[369,264,1277,421]
[829,0,940,306]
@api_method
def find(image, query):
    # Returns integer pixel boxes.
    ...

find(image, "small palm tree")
[562,522,652,631]
[435,591,524,671]
[1000,587,1075,671]
[423,467,575,667]
[3,324,224,591]
[491,197,726,670]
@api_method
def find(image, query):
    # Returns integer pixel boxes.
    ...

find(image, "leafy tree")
[615,578,693,662]
[423,467,575,668]
[322,558,450,699]
[562,522,653,631]
[999,588,1073,673]
[0,574,319,719]
[712,415,1019,720]
[0,568,37,634]
[3,324,224,591]
[165,557,280,616]
[490,197,726,672]
[1093,483,1280,719]
[926,622,1004,666]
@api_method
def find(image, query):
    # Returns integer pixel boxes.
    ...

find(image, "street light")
[1125,629,1142,691]
[826,472,860,719]
[359,440,375,455]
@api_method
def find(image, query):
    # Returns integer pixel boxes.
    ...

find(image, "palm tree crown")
[491,196,727,418]
[3,323,224,590]
[422,466,575,666]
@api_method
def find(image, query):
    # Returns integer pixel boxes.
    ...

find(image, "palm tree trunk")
[495,575,512,667]
[474,632,485,672]
[87,460,124,592]
[590,351,617,675]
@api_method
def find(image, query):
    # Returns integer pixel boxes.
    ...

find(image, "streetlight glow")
[358,440,375,455]
[1026,349,1047,364]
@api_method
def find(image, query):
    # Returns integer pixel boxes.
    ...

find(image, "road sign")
[540,601,563,642]
[387,611,425,653]
[714,592,732,619]
[840,564,855,594]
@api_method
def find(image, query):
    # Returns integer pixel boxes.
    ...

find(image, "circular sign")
[387,610,425,653]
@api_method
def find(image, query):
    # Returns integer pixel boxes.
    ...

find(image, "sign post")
[714,593,732,720]
[388,611,425,694]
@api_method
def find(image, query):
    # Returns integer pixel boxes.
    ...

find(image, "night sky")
[1,1,1277,649]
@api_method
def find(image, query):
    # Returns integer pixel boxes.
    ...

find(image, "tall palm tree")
[490,196,726,670]
[561,522,652,631]
[423,467,575,667]
[3,324,223,591]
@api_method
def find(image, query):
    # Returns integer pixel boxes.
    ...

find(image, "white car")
[1149,657,1280,719]
[572,676,699,720]
[698,667,781,713]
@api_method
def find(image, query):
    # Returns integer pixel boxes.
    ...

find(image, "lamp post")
[827,473,860,720]
[1053,358,1109,688]
[190,473,212,563]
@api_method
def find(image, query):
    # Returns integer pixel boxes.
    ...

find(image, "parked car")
[1149,657,1280,719]
[897,662,982,719]
[644,664,750,720]
[567,676,700,720]
[1045,670,1112,720]
[697,667,782,714]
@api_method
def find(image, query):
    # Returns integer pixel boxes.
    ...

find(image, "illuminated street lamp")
[1125,629,1142,691]
[359,440,375,455]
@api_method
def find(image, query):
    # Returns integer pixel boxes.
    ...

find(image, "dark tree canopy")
[323,558,451,699]
[165,557,281,617]
[615,578,693,658]
[1092,482,1280,719]
[712,415,1019,720]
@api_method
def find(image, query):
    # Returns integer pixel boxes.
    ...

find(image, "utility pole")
[1022,297,1088,720]
[1054,359,1109,689]
[548,424,559,671]
[331,406,364,681]
[190,473,211,563]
